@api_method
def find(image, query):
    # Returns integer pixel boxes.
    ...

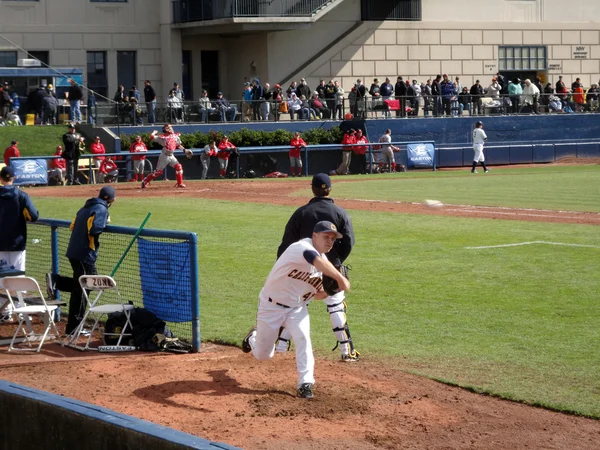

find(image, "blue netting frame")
[25,219,200,351]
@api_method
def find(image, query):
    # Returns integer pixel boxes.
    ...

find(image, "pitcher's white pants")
[250,296,314,387]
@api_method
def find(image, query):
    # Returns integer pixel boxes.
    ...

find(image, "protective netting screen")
[25,220,198,347]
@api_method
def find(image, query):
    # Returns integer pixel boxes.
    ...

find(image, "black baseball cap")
[1,166,15,179]
[68,123,76,129]
[313,221,343,239]
[311,173,331,189]
[99,186,116,202]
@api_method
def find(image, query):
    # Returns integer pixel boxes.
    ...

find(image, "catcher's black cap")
[99,186,116,202]
[313,221,343,239]
[475,121,483,127]
[312,173,331,189]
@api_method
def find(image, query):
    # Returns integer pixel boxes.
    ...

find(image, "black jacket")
[395,81,406,97]
[62,132,80,160]
[144,85,156,102]
[0,186,39,252]
[68,84,83,101]
[277,196,354,266]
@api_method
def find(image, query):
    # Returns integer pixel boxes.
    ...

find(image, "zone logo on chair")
[2,276,62,352]
[64,275,135,352]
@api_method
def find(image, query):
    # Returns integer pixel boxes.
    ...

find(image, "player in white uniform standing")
[141,124,192,189]
[471,121,490,174]
[243,221,351,399]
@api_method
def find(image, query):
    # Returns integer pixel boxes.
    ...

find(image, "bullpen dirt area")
[3,169,598,449]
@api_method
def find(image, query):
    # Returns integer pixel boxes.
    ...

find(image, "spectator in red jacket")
[90,136,106,171]
[3,140,19,166]
[129,135,147,181]
[289,131,307,177]
[352,129,369,174]
[48,145,67,185]
[336,129,356,175]
[217,135,237,178]
[99,156,118,183]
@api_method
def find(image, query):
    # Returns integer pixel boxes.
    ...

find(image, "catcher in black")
[275,173,358,361]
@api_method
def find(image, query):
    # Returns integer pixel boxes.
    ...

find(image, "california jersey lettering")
[261,238,323,307]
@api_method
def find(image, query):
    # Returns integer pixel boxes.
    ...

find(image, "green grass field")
[0,125,65,157]
[29,165,600,418]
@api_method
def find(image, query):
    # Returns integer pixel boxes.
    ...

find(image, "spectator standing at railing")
[379,78,393,118]
[289,132,306,177]
[470,80,483,116]
[411,80,421,117]
[508,78,522,114]
[571,78,582,91]
[262,82,272,121]
[316,80,327,100]
[251,79,264,121]
[49,146,67,186]
[98,156,118,183]
[334,81,344,120]
[242,82,253,122]
[354,79,367,119]
[556,76,566,97]
[288,93,303,120]
[406,80,417,117]
[440,74,454,116]
[431,75,442,117]
[90,136,106,174]
[129,135,147,182]
[42,94,58,125]
[353,129,369,175]
[522,79,540,114]
[3,140,19,167]
[369,78,382,118]
[217,135,237,178]
[62,124,83,186]
[271,84,283,122]
[286,81,298,99]
[296,78,311,102]
[200,141,218,180]
[586,84,599,111]
[144,80,157,124]
[458,87,471,116]
[336,129,355,176]
[487,77,501,100]
[422,80,432,117]
[67,79,83,124]
[573,84,586,112]
[198,90,215,123]
[87,90,96,126]
[324,80,337,112]
[214,92,237,122]
[394,76,407,118]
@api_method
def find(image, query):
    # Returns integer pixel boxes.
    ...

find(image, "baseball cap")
[11,140,17,145]
[217,92,222,95]
[313,221,343,239]
[99,186,116,202]
[311,173,331,189]
[68,123,76,129]
[0,166,15,179]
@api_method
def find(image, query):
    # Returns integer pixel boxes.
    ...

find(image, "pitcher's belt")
[268,298,290,308]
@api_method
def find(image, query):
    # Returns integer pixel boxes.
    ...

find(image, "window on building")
[117,51,137,92]
[499,46,547,71]
[0,51,18,67]
[361,0,421,21]
[90,0,127,3]
[87,51,108,100]
[27,50,49,66]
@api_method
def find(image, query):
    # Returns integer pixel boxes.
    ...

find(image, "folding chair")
[65,275,135,352]
[2,276,61,352]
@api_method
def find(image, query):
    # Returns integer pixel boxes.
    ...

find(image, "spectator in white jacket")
[287,93,303,120]
[487,78,501,99]
[521,79,540,114]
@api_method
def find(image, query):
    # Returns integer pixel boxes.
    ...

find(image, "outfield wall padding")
[0,380,239,450]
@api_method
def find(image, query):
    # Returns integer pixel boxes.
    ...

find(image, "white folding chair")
[2,276,61,352]
[65,275,135,352]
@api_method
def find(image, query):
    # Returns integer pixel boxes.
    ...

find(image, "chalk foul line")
[466,241,600,250]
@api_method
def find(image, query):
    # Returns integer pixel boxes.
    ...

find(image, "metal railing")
[84,92,599,127]
[361,0,422,21]
[172,0,333,23]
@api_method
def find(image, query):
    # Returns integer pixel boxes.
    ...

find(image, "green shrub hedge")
[119,127,345,151]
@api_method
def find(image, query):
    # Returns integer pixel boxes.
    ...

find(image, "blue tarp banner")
[137,238,193,322]
[407,143,436,168]
[12,159,48,185]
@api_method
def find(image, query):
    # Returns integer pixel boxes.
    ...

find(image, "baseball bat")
[110,212,152,277]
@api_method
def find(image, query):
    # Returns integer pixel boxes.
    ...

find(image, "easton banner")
[407,143,436,169]
[12,159,48,185]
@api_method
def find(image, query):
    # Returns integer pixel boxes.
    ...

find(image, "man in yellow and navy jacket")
[47,186,115,334]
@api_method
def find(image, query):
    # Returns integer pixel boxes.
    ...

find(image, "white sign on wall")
[572,46,588,60]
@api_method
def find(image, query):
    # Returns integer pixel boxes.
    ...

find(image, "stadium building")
[0,0,599,102]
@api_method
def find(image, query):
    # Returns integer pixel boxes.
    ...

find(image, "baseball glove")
[152,333,193,354]
[184,149,193,159]
[322,265,350,296]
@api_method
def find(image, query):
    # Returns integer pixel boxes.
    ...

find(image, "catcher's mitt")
[184,149,193,159]
[322,265,350,296]
[152,333,193,354]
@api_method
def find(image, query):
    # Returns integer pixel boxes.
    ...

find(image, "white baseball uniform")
[379,134,394,166]
[248,238,324,387]
[472,128,487,162]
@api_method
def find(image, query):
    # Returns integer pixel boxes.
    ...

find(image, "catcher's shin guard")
[328,301,358,359]
[275,326,292,352]
[143,169,163,185]
[175,163,184,185]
